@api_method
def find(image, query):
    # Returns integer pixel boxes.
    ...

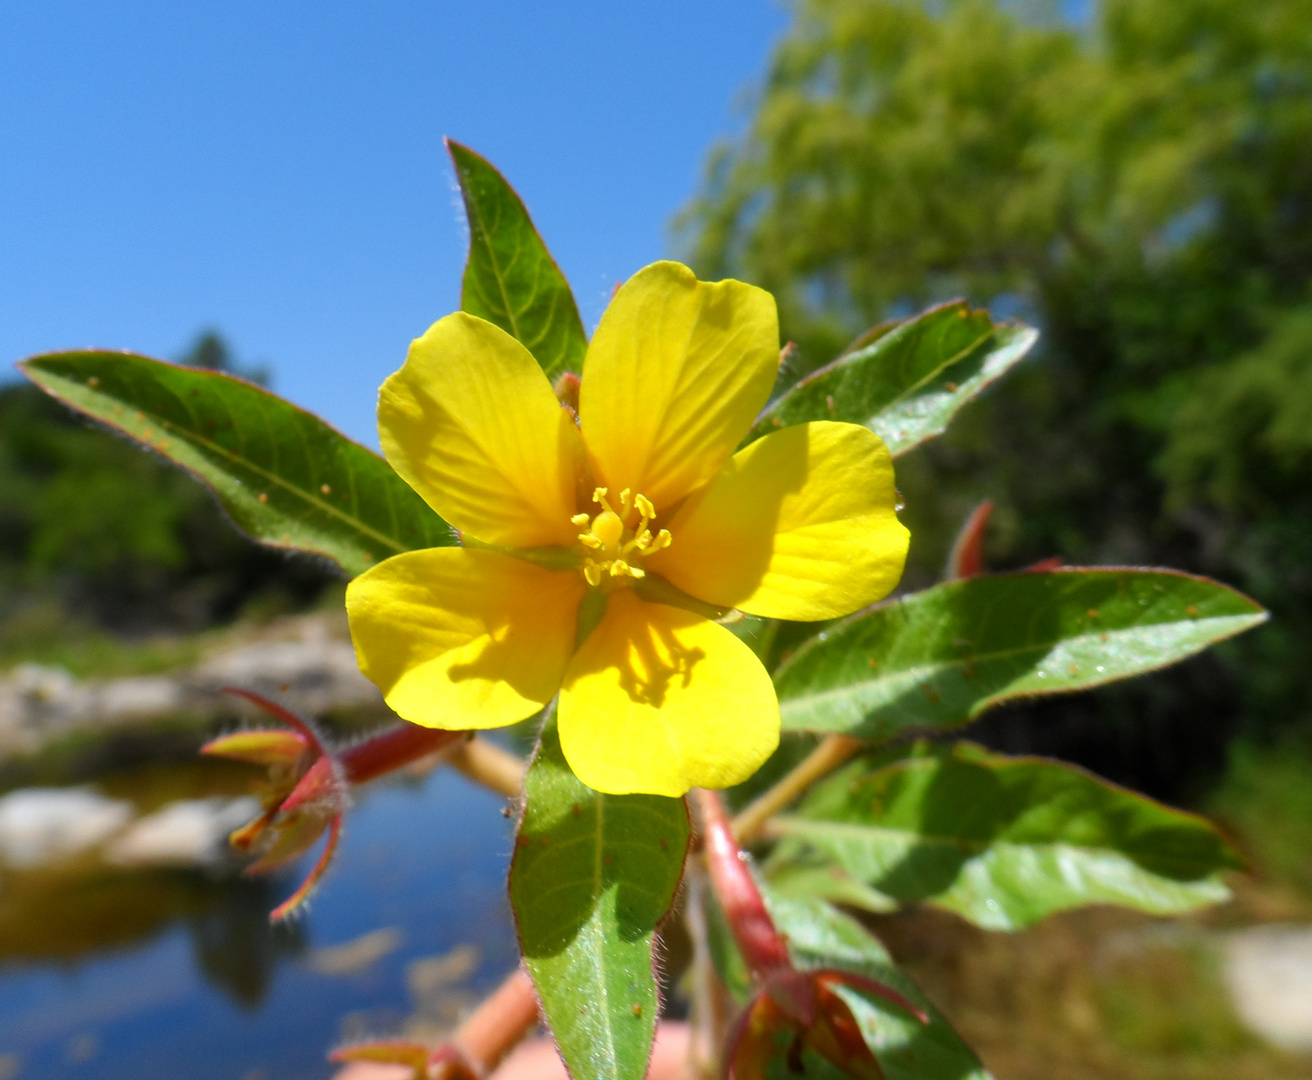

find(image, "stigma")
[571,487,672,587]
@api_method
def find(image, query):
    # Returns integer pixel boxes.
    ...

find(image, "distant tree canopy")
[0,333,330,634]
[681,0,1312,752]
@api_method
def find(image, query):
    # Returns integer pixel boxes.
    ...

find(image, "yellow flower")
[345,262,909,797]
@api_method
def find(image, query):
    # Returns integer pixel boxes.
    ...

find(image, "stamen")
[573,490,666,587]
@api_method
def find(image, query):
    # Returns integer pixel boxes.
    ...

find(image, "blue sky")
[0,2,789,445]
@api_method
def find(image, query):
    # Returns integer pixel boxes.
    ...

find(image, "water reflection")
[186,878,307,1009]
[0,765,517,1079]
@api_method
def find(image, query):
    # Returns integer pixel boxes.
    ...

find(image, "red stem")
[451,968,541,1074]
[340,724,465,785]
[945,499,992,580]
[694,788,792,977]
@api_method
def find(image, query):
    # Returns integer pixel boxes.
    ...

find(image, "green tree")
[0,332,327,638]
[680,0,1312,780]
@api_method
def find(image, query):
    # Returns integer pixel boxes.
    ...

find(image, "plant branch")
[449,738,526,799]
[731,734,863,844]
[340,724,465,785]
[695,788,792,976]
[331,968,539,1079]
[453,968,541,1074]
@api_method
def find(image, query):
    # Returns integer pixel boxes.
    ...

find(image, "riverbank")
[0,611,387,760]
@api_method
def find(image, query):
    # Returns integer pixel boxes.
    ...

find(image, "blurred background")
[3,1,1312,1078]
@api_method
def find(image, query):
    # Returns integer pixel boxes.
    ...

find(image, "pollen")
[574,486,672,587]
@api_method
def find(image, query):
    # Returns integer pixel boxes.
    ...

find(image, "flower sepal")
[696,788,926,1080]
[202,688,463,920]
[728,967,926,1080]
[329,1040,478,1080]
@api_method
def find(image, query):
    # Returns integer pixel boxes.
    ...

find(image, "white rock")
[1224,923,1312,1050]
[0,613,386,755]
[306,927,405,976]
[0,788,133,867]
[104,796,260,868]
[93,676,183,722]
[192,638,381,715]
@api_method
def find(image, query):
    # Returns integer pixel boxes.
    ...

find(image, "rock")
[406,943,481,1001]
[104,796,260,868]
[93,676,184,723]
[191,634,380,716]
[403,944,482,1040]
[305,927,405,976]
[0,787,133,867]
[0,614,388,757]
[1224,923,1312,1050]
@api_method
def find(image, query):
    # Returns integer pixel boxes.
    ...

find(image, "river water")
[0,766,520,1080]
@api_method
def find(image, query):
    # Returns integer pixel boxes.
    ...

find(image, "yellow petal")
[578,261,778,512]
[379,312,584,548]
[558,592,779,796]
[346,547,584,730]
[646,421,909,621]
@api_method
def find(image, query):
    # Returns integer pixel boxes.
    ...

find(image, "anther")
[634,493,655,519]
[579,534,603,549]
[571,512,591,527]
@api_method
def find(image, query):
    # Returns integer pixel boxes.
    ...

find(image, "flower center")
[571,487,672,588]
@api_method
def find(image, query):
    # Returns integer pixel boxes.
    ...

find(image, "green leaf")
[747,302,1037,457]
[704,881,992,1080]
[771,892,993,1080]
[448,139,588,379]
[763,855,899,915]
[19,351,454,578]
[772,741,1244,931]
[509,712,690,1080]
[775,568,1267,738]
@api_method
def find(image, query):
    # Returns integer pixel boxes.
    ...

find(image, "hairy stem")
[730,734,863,845]
[684,866,736,1080]
[694,788,791,977]
[340,724,465,786]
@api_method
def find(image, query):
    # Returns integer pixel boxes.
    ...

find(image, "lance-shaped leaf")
[771,741,1245,931]
[509,712,689,1080]
[448,139,588,379]
[19,351,455,578]
[704,882,992,1080]
[747,301,1037,457]
[775,569,1267,738]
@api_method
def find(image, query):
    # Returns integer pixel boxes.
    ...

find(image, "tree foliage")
[680,0,1312,753]
[0,333,331,634]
